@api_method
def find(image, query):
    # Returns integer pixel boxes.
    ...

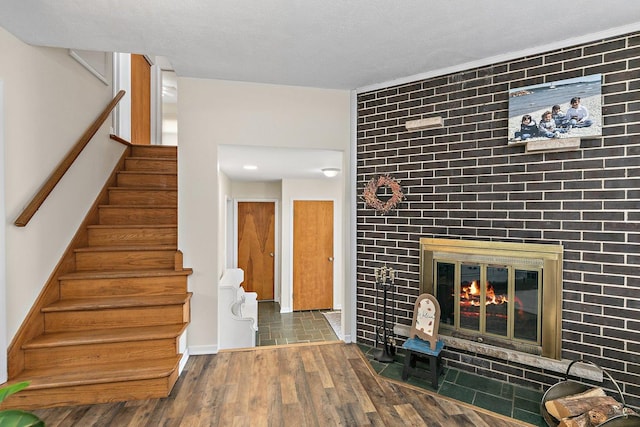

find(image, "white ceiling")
[218,145,343,182]
[3,1,640,180]
[2,1,640,91]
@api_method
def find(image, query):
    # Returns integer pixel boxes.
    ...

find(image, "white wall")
[231,181,282,200]
[113,53,131,140]
[218,172,231,288]
[0,27,123,341]
[178,78,350,351]
[1,79,7,382]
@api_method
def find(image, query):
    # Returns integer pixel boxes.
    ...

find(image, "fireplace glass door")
[434,260,542,345]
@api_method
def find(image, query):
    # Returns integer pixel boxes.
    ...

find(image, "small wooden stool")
[402,336,444,388]
[401,294,445,389]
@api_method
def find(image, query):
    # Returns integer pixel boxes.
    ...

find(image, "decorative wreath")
[362,174,405,215]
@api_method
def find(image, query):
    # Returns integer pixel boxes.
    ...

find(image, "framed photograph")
[508,74,601,145]
[69,49,110,85]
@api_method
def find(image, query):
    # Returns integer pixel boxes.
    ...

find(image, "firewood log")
[545,387,606,420]
[588,402,625,425]
[546,395,618,420]
[558,413,590,427]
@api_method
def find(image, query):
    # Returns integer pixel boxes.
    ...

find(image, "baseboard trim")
[188,344,218,355]
[178,350,189,374]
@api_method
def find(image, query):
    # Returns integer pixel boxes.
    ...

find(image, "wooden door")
[293,200,333,311]
[237,202,275,300]
[131,54,150,145]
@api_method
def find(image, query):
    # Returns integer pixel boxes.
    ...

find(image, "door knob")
[328,257,334,262]
[270,253,274,257]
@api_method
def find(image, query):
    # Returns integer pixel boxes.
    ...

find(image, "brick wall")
[356,31,640,406]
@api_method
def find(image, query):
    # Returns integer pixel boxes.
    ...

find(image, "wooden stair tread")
[24,324,188,349]
[126,156,176,161]
[107,186,177,191]
[74,244,177,253]
[98,204,176,209]
[87,224,178,229]
[130,145,176,152]
[13,356,181,389]
[87,224,177,230]
[42,293,192,312]
[98,204,177,209]
[59,268,192,280]
[118,171,176,176]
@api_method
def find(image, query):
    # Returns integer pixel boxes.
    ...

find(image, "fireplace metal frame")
[419,238,563,360]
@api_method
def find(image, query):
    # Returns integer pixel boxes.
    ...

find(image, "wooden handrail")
[109,133,132,146]
[14,90,126,227]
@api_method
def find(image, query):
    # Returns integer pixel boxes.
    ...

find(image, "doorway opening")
[256,302,340,346]
[113,53,176,146]
[219,144,346,347]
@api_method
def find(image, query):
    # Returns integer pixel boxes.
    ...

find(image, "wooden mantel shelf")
[526,137,581,153]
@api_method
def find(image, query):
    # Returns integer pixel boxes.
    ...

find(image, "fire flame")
[460,281,508,306]
[458,281,528,321]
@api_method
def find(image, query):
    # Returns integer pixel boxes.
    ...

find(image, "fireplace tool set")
[374,265,396,363]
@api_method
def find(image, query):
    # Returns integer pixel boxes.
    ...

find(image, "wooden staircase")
[2,145,192,410]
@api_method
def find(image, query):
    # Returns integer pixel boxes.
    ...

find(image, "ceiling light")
[322,168,340,178]
[243,165,257,170]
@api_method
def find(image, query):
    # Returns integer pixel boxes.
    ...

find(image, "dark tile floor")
[256,302,546,426]
[359,344,547,427]
[257,301,338,346]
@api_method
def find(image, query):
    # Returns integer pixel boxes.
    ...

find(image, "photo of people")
[508,74,601,145]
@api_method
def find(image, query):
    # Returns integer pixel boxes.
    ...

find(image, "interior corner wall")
[218,171,231,282]
[0,27,122,341]
[177,77,351,352]
[113,53,131,140]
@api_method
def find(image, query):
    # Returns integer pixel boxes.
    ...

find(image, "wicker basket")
[541,359,640,426]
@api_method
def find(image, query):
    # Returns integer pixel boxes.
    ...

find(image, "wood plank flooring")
[34,342,533,426]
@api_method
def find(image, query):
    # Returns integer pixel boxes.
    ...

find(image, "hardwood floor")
[34,342,533,426]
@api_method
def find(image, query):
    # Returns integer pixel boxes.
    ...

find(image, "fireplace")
[419,238,563,359]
